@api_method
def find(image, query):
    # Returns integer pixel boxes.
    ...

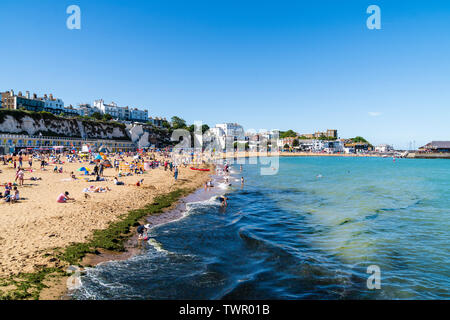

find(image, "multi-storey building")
[147,117,166,127]
[130,108,148,122]
[41,93,65,114]
[375,144,394,153]
[62,105,80,117]
[94,100,123,119]
[302,129,338,139]
[0,90,45,112]
[94,99,148,122]
[77,104,101,117]
[209,123,245,151]
[215,123,245,138]
[326,129,338,139]
[0,90,68,114]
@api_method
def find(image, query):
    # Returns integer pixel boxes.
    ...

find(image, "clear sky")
[1,0,450,149]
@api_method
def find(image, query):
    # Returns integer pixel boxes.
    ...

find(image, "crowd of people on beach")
[0,148,189,206]
[2,148,247,254]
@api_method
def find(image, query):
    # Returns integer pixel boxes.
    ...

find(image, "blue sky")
[1,0,450,148]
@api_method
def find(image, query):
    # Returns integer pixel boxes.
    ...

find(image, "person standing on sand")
[137,224,151,240]
[174,166,179,181]
[16,169,25,186]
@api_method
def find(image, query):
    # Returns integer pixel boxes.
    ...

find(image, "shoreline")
[220,151,387,159]
[64,167,229,300]
[0,159,212,300]
[78,178,220,271]
[219,152,450,160]
[51,171,213,300]
[78,177,223,272]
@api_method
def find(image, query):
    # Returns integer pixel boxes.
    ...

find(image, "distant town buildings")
[93,100,129,121]
[1,90,45,112]
[375,144,394,153]
[147,117,167,127]
[419,141,450,153]
[0,89,161,125]
[209,123,246,151]
[41,93,65,113]
[77,103,98,117]
[300,129,338,139]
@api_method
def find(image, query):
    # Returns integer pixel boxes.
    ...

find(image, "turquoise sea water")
[73,157,450,299]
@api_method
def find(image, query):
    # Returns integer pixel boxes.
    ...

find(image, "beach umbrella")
[77,167,89,172]
[102,160,112,168]
[95,154,103,160]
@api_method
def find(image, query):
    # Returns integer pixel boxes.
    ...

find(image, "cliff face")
[0,110,174,146]
[127,124,172,147]
[0,110,130,140]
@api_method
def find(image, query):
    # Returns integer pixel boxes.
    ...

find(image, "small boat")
[190,167,211,172]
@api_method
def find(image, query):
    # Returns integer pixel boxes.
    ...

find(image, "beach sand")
[0,157,211,280]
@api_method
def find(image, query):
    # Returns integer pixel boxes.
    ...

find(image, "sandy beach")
[0,157,211,281]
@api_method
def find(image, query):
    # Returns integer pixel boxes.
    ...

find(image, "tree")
[188,124,210,133]
[293,139,300,147]
[91,112,103,120]
[280,130,297,139]
[102,113,113,121]
[234,142,249,151]
[284,144,290,149]
[319,135,337,141]
[171,116,187,129]
[351,136,369,143]
[162,120,171,129]
[202,124,210,133]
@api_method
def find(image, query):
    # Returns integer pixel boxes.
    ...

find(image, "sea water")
[72,157,450,299]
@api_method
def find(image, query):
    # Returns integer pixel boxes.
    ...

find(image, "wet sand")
[0,157,211,281]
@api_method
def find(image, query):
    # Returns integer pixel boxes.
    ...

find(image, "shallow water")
[72,157,450,299]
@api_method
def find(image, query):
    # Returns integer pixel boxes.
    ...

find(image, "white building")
[210,123,245,151]
[209,127,227,150]
[313,140,324,152]
[93,99,130,121]
[312,140,344,153]
[130,108,148,122]
[215,123,245,138]
[375,144,394,153]
[344,146,355,154]
[93,99,149,122]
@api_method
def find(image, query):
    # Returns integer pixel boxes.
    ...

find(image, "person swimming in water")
[219,195,228,207]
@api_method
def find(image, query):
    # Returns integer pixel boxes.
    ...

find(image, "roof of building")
[421,141,450,149]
